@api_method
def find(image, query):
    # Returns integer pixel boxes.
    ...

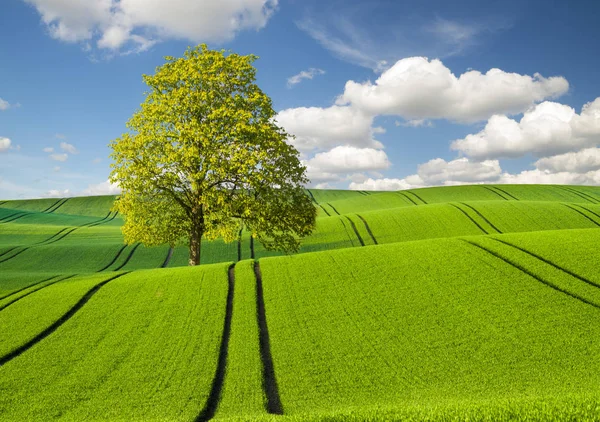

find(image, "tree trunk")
[189,225,203,266]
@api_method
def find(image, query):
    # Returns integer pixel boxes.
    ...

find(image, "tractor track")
[344,216,365,246]
[396,191,418,205]
[328,203,341,215]
[449,204,488,235]
[490,186,519,201]
[0,272,130,367]
[41,198,63,213]
[97,244,128,272]
[356,214,378,245]
[563,204,600,227]
[237,228,243,262]
[0,275,76,312]
[46,198,70,213]
[481,185,508,200]
[160,247,174,268]
[306,189,317,204]
[460,202,502,233]
[407,190,427,204]
[559,186,599,204]
[0,275,59,302]
[463,239,600,311]
[195,264,235,422]
[112,243,141,271]
[318,204,331,216]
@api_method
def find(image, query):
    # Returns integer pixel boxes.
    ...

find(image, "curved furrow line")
[254,261,284,415]
[0,201,7,207]
[574,204,600,221]
[356,214,378,245]
[250,236,255,260]
[160,247,174,268]
[562,203,600,227]
[41,198,63,213]
[0,272,129,367]
[407,190,427,204]
[47,197,70,214]
[344,216,365,246]
[338,217,358,247]
[490,186,519,201]
[0,213,29,225]
[318,204,331,217]
[360,191,370,196]
[328,203,341,216]
[568,188,600,204]
[491,238,600,289]
[0,211,26,222]
[237,228,243,262]
[395,191,418,206]
[481,185,508,200]
[86,211,117,228]
[460,202,502,233]
[463,239,600,311]
[0,275,76,312]
[0,275,59,301]
[306,189,317,204]
[558,186,597,204]
[96,244,128,272]
[195,264,235,422]
[112,243,141,271]
[0,246,20,259]
[449,204,488,235]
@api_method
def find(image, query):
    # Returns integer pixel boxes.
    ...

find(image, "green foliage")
[109,45,316,264]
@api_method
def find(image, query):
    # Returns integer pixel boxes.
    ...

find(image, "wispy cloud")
[287,68,326,88]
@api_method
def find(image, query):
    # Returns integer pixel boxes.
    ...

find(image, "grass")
[3,185,600,420]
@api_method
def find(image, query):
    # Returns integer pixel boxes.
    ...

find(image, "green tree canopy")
[109,44,316,265]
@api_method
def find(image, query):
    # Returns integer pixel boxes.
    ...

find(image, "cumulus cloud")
[337,57,568,123]
[304,146,390,183]
[60,141,78,154]
[81,179,121,196]
[0,98,11,111]
[50,153,68,162]
[535,148,600,173]
[287,68,325,88]
[24,0,278,54]
[498,169,600,185]
[0,137,11,152]
[350,177,424,191]
[452,98,600,160]
[276,105,383,153]
[417,157,501,184]
[43,189,71,198]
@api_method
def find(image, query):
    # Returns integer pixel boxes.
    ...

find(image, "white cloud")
[60,141,78,154]
[417,157,501,184]
[43,189,71,198]
[349,176,424,191]
[304,146,390,183]
[43,147,54,153]
[276,105,383,153]
[0,137,11,152]
[287,68,325,88]
[337,57,568,123]
[81,179,121,196]
[452,98,600,160]
[25,0,278,54]
[50,153,68,162]
[0,98,11,111]
[498,169,600,185]
[535,148,600,173]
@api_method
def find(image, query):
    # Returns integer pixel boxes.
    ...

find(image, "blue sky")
[1,0,600,198]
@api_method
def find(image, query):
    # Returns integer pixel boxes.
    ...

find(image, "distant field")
[2,184,600,420]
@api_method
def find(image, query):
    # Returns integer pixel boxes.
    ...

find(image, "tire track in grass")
[254,261,283,415]
[160,247,174,268]
[562,203,600,227]
[237,228,243,262]
[449,204,488,234]
[490,186,519,201]
[460,202,503,233]
[0,201,7,206]
[360,191,371,196]
[491,238,600,289]
[0,275,76,312]
[46,197,70,213]
[462,239,600,311]
[339,217,358,247]
[195,264,235,422]
[112,243,141,271]
[41,198,63,213]
[481,185,509,200]
[575,204,600,221]
[306,189,317,204]
[344,216,365,246]
[96,244,128,272]
[356,214,378,245]
[0,275,58,301]
[0,211,25,222]
[396,191,418,205]
[567,187,600,204]
[0,212,28,225]
[558,186,598,204]
[407,190,427,204]
[0,272,130,367]
[250,236,255,259]
[318,204,331,216]
[328,203,341,215]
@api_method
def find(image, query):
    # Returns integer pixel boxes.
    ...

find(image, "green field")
[2,184,600,420]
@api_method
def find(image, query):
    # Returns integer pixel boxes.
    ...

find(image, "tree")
[109,44,316,265]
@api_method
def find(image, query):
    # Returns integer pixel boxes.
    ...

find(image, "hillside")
[1,185,600,420]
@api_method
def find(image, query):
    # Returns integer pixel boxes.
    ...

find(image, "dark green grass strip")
[237,229,243,262]
[0,275,58,301]
[407,190,427,204]
[97,244,128,272]
[306,190,317,204]
[344,216,365,246]
[338,217,358,247]
[250,236,255,259]
[360,191,371,196]
[0,213,28,224]
[491,238,600,289]
[254,261,284,415]
[160,247,174,268]
[490,186,519,201]
[113,243,141,271]
[449,204,488,234]
[396,191,418,205]
[356,214,378,245]
[0,275,76,312]
[481,185,508,200]
[328,203,341,215]
[563,204,600,227]
[318,204,331,217]
[0,211,25,222]
[41,198,63,213]
[460,202,502,233]
[46,197,70,213]
[463,240,600,311]
[195,264,235,422]
[0,272,129,367]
